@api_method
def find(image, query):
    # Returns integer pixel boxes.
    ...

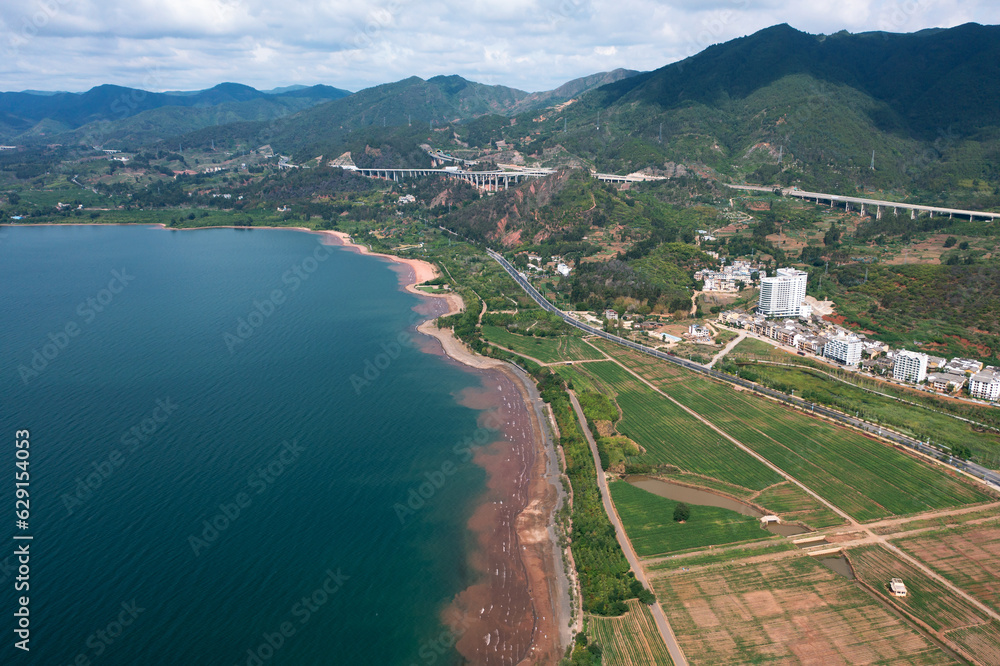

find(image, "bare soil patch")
[651,556,952,664]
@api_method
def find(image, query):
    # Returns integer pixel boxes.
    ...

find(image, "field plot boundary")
[598,341,993,521]
[892,522,1000,620]
[585,361,782,492]
[651,555,954,665]
[481,325,605,363]
[609,480,778,558]
[847,544,998,665]
[582,351,856,524]
[588,598,675,666]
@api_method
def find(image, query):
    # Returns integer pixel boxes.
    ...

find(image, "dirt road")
[568,391,689,666]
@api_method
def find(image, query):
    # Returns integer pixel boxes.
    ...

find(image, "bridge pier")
[911,209,916,220]
[876,205,882,220]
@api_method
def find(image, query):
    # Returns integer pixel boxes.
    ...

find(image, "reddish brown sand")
[325,231,565,664]
[439,368,563,665]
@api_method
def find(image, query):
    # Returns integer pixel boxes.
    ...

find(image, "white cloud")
[0,0,998,93]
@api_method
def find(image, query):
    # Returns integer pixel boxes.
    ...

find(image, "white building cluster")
[720,308,996,401]
[695,260,757,293]
[719,311,864,366]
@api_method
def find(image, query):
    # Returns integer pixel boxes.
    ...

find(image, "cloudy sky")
[2,0,999,94]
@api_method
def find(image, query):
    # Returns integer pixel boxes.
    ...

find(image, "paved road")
[485,249,1000,491]
[567,391,688,666]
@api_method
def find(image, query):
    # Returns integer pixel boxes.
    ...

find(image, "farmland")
[481,325,605,363]
[871,506,1000,536]
[594,342,992,521]
[647,540,796,572]
[848,545,1000,665]
[893,522,1000,615]
[587,598,674,666]
[752,481,845,529]
[578,360,783,492]
[946,622,1000,666]
[848,545,988,632]
[723,339,1000,464]
[609,481,775,557]
[650,555,954,664]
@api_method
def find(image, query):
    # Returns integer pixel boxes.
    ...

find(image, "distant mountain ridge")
[509,68,641,113]
[0,83,351,141]
[592,22,1000,137]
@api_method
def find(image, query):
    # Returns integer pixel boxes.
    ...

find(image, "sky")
[2,0,999,94]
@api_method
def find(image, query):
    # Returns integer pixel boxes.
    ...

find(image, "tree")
[673,502,690,522]
[952,444,972,460]
[959,241,969,250]
[823,221,841,247]
[944,236,957,248]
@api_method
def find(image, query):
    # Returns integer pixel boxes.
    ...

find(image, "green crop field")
[647,540,796,572]
[752,481,845,529]
[610,481,775,557]
[727,356,1000,464]
[588,599,674,666]
[581,361,783,492]
[848,544,1000,665]
[872,507,1000,536]
[667,381,991,520]
[893,523,1000,616]
[945,621,1000,666]
[481,326,605,363]
[550,362,603,394]
[848,545,989,632]
[599,346,992,521]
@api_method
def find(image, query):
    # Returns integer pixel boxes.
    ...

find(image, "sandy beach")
[321,229,570,664]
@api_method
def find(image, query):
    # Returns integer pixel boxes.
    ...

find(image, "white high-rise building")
[823,333,863,366]
[758,268,808,318]
[968,366,1000,401]
[893,350,929,383]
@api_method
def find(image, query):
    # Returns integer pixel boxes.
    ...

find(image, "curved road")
[568,391,688,666]
[486,249,1000,491]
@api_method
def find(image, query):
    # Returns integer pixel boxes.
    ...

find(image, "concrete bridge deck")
[338,164,666,189]
[728,184,1000,221]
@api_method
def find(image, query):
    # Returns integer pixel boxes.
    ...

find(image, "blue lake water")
[0,225,493,665]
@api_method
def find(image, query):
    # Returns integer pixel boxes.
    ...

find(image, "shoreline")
[6,221,570,662]
[316,230,570,662]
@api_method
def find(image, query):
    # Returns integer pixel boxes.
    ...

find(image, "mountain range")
[0,83,351,143]
[4,23,1000,205]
